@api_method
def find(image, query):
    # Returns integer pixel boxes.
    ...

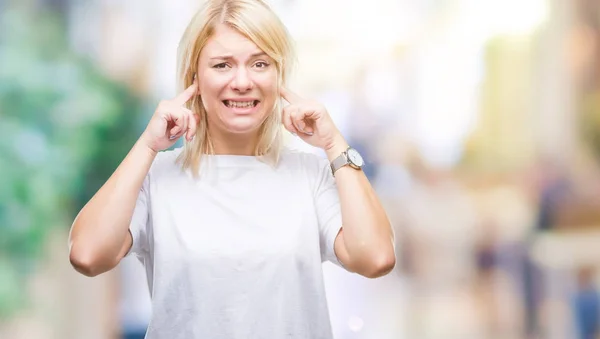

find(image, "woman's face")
[197,24,278,136]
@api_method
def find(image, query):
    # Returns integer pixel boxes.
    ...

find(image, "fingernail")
[169,135,177,140]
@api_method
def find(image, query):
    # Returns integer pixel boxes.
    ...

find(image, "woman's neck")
[206,129,259,156]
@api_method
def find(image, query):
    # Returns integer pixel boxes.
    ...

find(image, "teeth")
[226,100,256,108]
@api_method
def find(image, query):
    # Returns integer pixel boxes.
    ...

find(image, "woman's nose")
[230,67,253,92]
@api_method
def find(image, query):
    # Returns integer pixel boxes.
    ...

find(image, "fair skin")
[68,23,395,278]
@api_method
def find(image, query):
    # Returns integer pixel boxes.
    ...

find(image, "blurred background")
[3,0,600,338]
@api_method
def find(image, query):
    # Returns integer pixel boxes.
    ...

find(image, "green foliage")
[0,6,145,318]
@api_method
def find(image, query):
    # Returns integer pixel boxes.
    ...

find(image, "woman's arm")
[69,82,199,277]
[325,137,396,278]
[279,87,395,278]
[68,140,157,277]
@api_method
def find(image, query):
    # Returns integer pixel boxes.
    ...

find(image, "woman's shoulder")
[148,147,184,177]
[279,147,329,173]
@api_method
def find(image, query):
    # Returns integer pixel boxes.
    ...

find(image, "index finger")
[173,81,199,106]
[280,87,303,105]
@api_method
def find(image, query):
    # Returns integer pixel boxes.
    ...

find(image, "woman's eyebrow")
[210,51,268,60]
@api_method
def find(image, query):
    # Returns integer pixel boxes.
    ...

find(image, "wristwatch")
[330,147,364,175]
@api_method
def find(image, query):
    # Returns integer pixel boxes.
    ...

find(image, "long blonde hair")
[176,0,294,176]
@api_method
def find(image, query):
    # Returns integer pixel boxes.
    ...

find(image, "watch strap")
[330,149,349,175]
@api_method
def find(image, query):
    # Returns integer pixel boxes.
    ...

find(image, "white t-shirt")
[127,147,346,339]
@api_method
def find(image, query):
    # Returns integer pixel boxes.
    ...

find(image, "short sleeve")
[127,174,151,259]
[313,157,344,268]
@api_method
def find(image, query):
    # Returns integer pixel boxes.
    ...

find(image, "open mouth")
[222,100,260,108]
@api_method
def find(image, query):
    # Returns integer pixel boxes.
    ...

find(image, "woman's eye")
[254,61,269,68]
[213,63,228,69]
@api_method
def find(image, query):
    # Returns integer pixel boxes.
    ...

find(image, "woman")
[68,0,395,338]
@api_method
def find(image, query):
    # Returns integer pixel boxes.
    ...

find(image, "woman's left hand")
[280,87,345,151]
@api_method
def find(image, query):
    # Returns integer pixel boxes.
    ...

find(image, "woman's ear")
[193,73,200,95]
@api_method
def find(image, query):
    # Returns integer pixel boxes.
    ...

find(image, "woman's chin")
[223,119,264,135]
[218,111,269,132]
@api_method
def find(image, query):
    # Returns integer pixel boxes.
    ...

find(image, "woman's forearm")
[68,137,157,276]
[325,136,396,276]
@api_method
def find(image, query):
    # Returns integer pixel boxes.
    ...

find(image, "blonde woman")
[68,0,395,337]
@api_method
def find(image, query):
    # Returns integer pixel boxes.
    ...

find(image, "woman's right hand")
[141,82,200,153]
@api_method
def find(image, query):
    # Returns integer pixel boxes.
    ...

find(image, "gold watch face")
[347,148,364,167]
